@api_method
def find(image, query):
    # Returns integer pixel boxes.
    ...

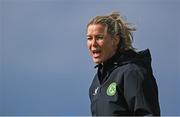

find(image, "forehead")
[87,24,107,35]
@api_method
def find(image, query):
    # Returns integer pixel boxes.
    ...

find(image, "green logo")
[106,82,117,96]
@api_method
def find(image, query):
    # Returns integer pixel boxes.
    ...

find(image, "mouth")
[91,49,102,58]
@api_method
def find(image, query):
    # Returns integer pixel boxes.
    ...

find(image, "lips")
[92,49,101,58]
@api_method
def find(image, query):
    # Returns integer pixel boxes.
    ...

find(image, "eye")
[87,37,92,40]
[96,35,104,40]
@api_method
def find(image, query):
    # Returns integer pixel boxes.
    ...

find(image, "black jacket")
[89,49,160,116]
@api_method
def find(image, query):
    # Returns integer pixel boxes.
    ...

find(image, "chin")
[93,59,103,64]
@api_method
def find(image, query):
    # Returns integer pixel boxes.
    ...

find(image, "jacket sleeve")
[123,67,160,116]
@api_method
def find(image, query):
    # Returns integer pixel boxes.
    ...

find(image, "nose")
[91,38,98,47]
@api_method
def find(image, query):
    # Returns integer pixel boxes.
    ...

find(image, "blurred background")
[0,0,179,116]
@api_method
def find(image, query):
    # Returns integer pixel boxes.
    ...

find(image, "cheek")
[104,41,115,54]
[96,40,104,47]
[87,41,90,49]
[104,40,113,48]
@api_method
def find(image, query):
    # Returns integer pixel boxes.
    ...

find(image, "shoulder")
[120,63,149,96]
[116,63,148,82]
[118,62,147,75]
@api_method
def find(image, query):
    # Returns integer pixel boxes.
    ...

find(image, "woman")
[86,12,160,116]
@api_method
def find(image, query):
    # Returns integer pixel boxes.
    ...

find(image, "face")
[87,24,119,64]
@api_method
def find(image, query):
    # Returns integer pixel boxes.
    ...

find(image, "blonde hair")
[87,11,136,52]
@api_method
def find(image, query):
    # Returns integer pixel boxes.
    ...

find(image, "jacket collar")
[94,49,137,71]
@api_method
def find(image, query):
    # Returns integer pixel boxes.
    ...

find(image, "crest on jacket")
[106,82,117,96]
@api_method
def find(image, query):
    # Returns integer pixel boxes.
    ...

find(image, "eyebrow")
[86,33,104,37]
